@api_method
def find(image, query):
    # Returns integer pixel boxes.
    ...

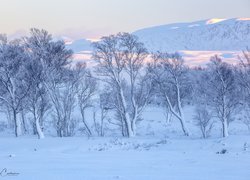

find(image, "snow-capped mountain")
[64,18,249,66]
[65,39,92,53]
[133,18,250,52]
[66,18,250,53]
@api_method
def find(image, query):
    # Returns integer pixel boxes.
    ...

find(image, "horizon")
[1,0,250,40]
[3,17,250,41]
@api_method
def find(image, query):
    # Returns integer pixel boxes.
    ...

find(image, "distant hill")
[63,18,250,66]
[66,39,92,53]
[133,18,250,52]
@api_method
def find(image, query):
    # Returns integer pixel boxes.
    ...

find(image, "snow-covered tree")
[96,91,114,136]
[238,49,250,99]
[76,62,97,136]
[148,52,191,136]
[0,35,30,137]
[93,32,151,137]
[192,67,214,138]
[25,28,73,137]
[206,56,239,137]
[236,49,250,132]
[51,67,80,137]
[25,58,50,139]
[193,107,214,138]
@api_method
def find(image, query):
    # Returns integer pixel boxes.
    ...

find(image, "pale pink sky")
[0,0,249,39]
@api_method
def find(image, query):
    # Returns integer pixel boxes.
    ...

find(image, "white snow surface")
[0,106,250,180]
[0,136,250,180]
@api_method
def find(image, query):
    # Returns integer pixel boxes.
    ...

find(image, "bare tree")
[238,49,250,98]
[240,104,250,132]
[25,28,74,137]
[148,52,191,136]
[24,28,73,138]
[98,91,114,136]
[1,104,14,129]
[25,56,50,139]
[237,49,250,130]
[206,56,239,137]
[193,107,214,138]
[50,67,80,137]
[92,92,113,137]
[93,32,151,137]
[76,63,97,136]
[192,67,214,138]
[0,35,30,137]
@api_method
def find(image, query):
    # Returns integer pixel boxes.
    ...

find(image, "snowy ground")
[0,135,250,180]
[0,107,250,180]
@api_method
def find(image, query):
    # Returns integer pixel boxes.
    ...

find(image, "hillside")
[133,18,250,52]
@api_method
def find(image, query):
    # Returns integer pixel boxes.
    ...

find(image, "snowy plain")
[0,106,250,180]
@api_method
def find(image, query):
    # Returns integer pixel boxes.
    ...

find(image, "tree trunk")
[125,116,133,137]
[100,109,105,137]
[21,110,28,134]
[179,116,190,136]
[6,108,13,129]
[131,118,137,137]
[81,108,92,136]
[164,93,189,136]
[165,108,172,124]
[36,118,45,139]
[222,119,229,137]
[201,126,206,138]
[13,109,21,137]
[35,111,45,139]
[222,95,229,138]
[176,84,189,136]
[120,91,134,137]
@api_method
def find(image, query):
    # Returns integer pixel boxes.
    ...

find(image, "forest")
[0,29,250,139]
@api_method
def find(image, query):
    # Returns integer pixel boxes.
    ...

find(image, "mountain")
[133,18,250,52]
[64,18,250,66]
[66,18,250,53]
[66,39,92,53]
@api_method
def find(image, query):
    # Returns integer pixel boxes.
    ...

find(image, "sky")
[0,0,249,39]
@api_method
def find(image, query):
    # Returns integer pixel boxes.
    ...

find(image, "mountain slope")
[66,39,92,53]
[133,18,250,52]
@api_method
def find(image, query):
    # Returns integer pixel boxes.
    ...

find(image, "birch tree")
[0,35,30,137]
[148,52,191,136]
[93,32,151,137]
[25,28,73,137]
[206,56,239,137]
[237,49,250,128]
[76,63,97,136]
[50,67,80,137]
[192,67,214,138]
[25,58,50,139]
[238,49,250,98]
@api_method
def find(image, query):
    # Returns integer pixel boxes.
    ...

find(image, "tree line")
[0,29,249,139]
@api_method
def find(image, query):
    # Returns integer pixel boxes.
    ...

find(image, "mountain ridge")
[65,18,250,54]
[133,18,250,52]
